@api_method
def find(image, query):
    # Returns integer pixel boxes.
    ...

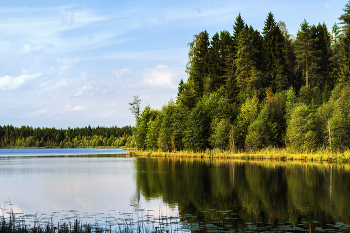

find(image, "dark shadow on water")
[135,158,350,232]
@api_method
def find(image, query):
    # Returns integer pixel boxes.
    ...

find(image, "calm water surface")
[0,148,127,156]
[1,149,350,232]
[136,158,350,231]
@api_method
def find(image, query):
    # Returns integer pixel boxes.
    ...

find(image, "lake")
[1,149,350,232]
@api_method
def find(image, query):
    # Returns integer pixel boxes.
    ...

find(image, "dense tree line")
[0,125,133,148]
[133,2,350,153]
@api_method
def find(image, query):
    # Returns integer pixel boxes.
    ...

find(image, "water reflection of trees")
[135,158,350,226]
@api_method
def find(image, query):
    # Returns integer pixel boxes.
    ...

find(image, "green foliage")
[129,96,141,120]
[245,108,269,151]
[136,105,158,150]
[233,13,246,44]
[295,21,333,89]
[234,27,263,97]
[285,103,310,150]
[294,20,315,87]
[314,23,333,88]
[278,21,298,88]
[262,13,289,92]
[234,96,260,150]
[183,99,212,151]
[158,100,177,152]
[145,110,162,151]
[0,125,132,148]
[170,103,187,151]
[286,103,319,151]
[339,0,350,32]
[210,118,232,150]
[331,23,342,78]
[285,87,297,123]
[338,2,350,84]
[134,2,350,153]
[315,101,334,149]
[187,31,210,103]
[329,87,350,150]
[245,89,287,150]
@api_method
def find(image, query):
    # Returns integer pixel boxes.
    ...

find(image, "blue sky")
[0,0,346,128]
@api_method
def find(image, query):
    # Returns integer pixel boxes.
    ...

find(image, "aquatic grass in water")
[2,205,350,233]
[0,203,181,233]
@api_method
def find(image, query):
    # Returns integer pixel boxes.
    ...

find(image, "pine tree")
[234,26,262,97]
[205,32,223,95]
[233,13,246,46]
[262,12,276,37]
[338,1,350,84]
[226,13,247,104]
[219,30,235,80]
[181,31,210,108]
[339,1,350,32]
[330,23,342,84]
[313,23,332,89]
[262,12,288,92]
[295,20,315,87]
[277,21,297,88]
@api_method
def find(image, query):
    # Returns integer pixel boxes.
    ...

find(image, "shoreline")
[1,146,350,163]
[126,149,350,163]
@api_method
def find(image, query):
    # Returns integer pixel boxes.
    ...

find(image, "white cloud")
[64,105,86,111]
[142,65,184,88]
[74,84,94,97]
[0,73,42,90]
[72,106,85,111]
[12,41,54,53]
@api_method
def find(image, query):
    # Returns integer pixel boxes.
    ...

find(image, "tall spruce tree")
[226,14,246,104]
[233,13,246,47]
[234,26,262,98]
[339,1,350,31]
[181,31,210,108]
[277,21,297,88]
[338,1,350,84]
[313,23,332,89]
[206,32,223,95]
[331,23,342,84]
[220,30,235,80]
[262,12,288,92]
[295,20,315,87]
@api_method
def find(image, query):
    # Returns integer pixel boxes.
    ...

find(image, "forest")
[0,125,133,148]
[131,1,350,153]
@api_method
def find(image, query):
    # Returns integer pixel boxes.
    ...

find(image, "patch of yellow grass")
[129,148,350,163]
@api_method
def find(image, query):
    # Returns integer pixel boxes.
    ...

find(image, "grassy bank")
[126,148,350,163]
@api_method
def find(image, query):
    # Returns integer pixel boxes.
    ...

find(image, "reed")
[128,148,350,163]
[0,209,174,233]
[2,203,349,233]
